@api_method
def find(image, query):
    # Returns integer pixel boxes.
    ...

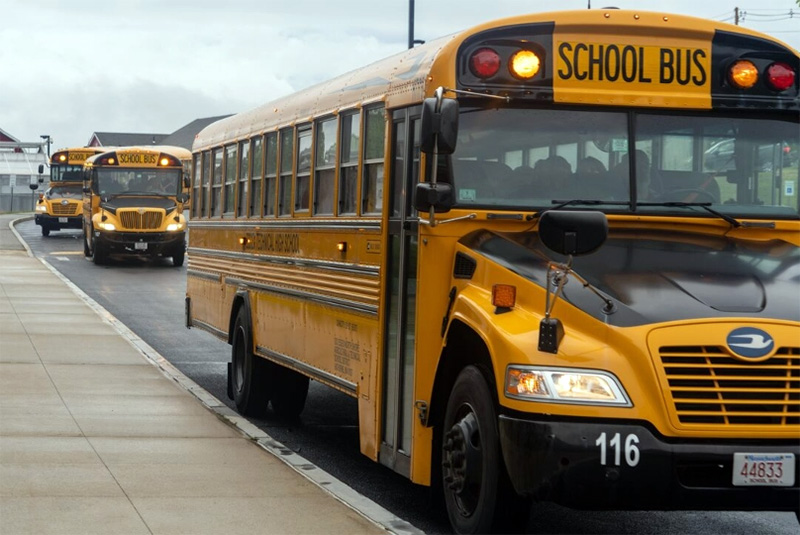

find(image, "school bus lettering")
[557,41,707,87]
[67,152,92,164]
[243,232,300,254]
[118,153,157,165]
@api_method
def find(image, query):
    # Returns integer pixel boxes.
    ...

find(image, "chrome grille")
[119,210,163,230]
[51,203,80,216]
[660,345,800,426]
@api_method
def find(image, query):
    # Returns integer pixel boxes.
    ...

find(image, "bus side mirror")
[420,97,459,155]
[177,193,190,203]
[83,187,91,194]
[183,176,191,189]
[38,164,44,174]
[414,182,454,213]
[538,211,608,256]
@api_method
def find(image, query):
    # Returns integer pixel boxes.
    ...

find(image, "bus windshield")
[45,185,83,199]
[95,168,182,196]
[449,107,799,218]
[51,164,84,182]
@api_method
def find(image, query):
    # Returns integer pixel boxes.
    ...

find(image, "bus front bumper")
[35,214,82,230]
[94,230,185,256]
[498,416,800,512]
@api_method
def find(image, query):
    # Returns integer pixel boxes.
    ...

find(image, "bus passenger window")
[250,136,264,218]
[295,127,312,213]
[237,140,250,217]
[224,145,237,215]
[278,128,293,216]
[264,134,277,217]
[211,148,223,217]
[314,117,337,216]
[362,107,385,214]
[338,111,360,215]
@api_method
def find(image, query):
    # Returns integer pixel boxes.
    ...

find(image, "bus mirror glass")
[183,176,191,189]
[38,164,44,174]
[414,182,454,213]
[538,211,608,256]
[420,97,459,155]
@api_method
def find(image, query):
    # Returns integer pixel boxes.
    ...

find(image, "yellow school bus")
[185,10,799,533]
[35,147,106,236]
[82,145,191,266]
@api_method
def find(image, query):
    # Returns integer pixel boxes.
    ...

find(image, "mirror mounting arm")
[419,212,477,227]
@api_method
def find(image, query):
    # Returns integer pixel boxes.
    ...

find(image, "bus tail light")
[765,62,795,91]
[509,49,541,80]
[470,48,501,79]
[728,60,758,89]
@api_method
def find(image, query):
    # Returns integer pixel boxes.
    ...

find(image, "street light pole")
[40,135,51,159]
[408,0,424,49]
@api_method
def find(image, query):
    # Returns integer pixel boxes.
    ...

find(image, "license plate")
[732,453,795,486]
[58,217,68,223]
[134,242,148,251]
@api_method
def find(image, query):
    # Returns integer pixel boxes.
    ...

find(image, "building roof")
[160,115,232,150]
[0,128,19,143]
[87,132,168,147]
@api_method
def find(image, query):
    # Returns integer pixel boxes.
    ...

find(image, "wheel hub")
[442,410,482,507]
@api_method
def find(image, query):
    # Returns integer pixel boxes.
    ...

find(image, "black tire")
[270,366,309,419]
[93,239,107,265]
[83,231,91,257]
[230,306,272,416]
[41,226,50,237]
[441,365,530,534]
[172,248,185,267]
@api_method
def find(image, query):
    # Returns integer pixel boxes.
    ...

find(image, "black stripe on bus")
[188,247,380,277]
[188,219,381,231]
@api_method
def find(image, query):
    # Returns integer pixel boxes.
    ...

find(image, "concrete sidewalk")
[0,213,413,535]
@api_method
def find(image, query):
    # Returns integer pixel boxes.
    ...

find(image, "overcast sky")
[3,0,797,151]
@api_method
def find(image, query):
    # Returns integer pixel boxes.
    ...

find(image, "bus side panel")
[251,290,381,459]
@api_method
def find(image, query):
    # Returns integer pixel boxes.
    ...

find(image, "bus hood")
[461,229,800,327]
[99,196,177,214]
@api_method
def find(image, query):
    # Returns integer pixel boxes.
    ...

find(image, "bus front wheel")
[230,306,271,416]
[41,226,50,237]
[93,239,107,265]
[172,248,185,267]
[441,365,529,534]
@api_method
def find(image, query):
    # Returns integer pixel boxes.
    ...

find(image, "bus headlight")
[36,204,47,212]
[505,366,631,406]
[98,222,116,231]
[166,222,184,232]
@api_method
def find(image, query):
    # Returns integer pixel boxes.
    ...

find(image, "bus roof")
[193,9,798,152]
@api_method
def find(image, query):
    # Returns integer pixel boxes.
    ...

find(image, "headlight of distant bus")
[505,366,631,406]
[36,204,47,212]
[166,222,185,232]
[98,222,116,231]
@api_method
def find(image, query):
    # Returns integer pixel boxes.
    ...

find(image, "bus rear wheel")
[230,306,271,416]
[270,366,309,419]
[441,365,529,534]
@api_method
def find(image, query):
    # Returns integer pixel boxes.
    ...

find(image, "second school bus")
[185,9,799,533]
[35,147,105,236]
[82,145,191,266]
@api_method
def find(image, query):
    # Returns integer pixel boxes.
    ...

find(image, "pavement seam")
[34,254,423,535]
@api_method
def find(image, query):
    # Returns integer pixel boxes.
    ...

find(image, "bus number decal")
[596,432,640,467]
[556,42,708,87]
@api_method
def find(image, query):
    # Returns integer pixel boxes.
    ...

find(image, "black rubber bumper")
[94,230,185,256]
[498,415,800,511]
[35,214,82,230]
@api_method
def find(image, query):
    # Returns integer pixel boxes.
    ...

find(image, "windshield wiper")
[638,201,742,228]
[526,199,630,221]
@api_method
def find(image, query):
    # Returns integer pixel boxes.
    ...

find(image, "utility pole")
[735,7,740,25]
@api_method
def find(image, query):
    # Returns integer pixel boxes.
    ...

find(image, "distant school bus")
[35,147,105,236]
[185,9,799,533]
[82,145,191,266]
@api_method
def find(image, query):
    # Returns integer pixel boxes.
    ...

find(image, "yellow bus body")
[186,10,799,532]
[35,147,106,236]
[82,145,192,266]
